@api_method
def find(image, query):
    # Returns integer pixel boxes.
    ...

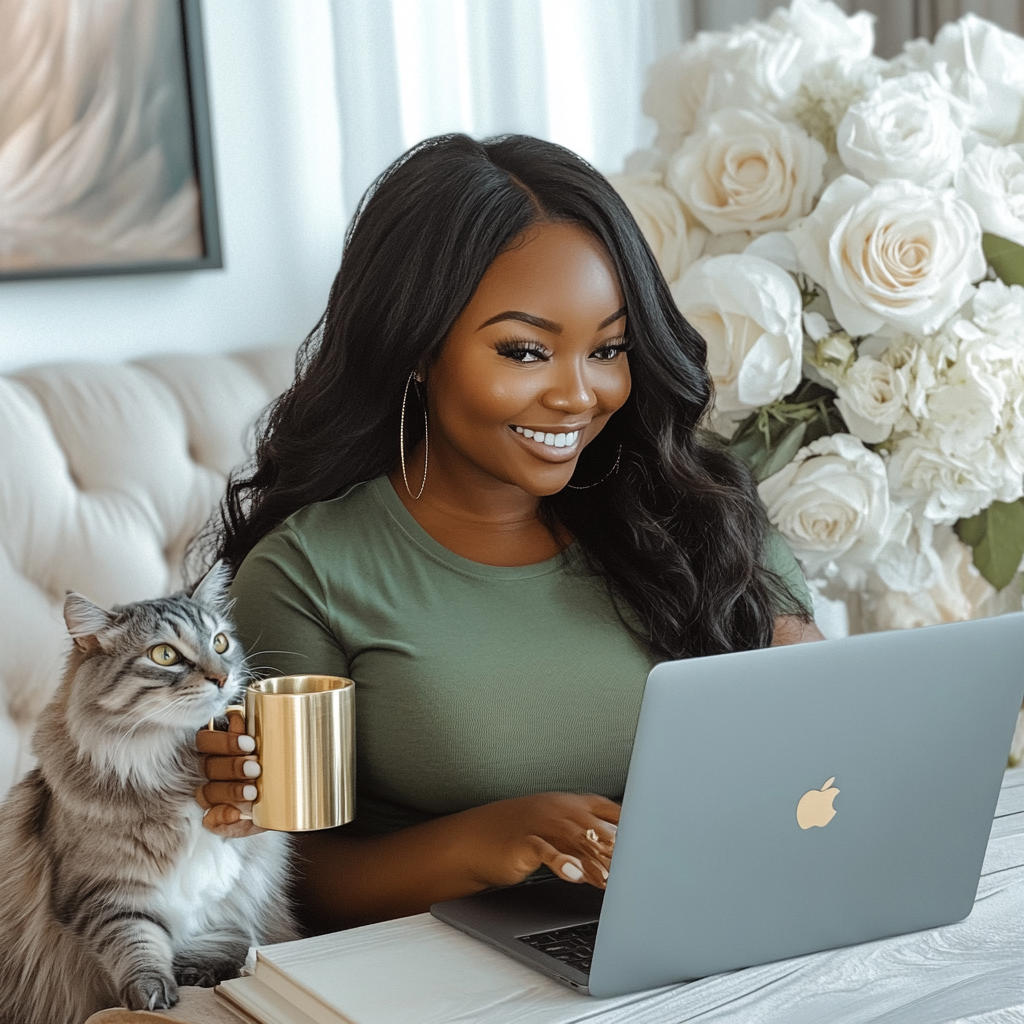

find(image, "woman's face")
[424,221,631,498]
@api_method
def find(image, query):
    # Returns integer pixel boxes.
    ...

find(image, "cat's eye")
[213,633,229,654]
[149,644,181,666]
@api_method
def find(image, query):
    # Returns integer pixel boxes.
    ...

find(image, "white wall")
[0,0,344,374]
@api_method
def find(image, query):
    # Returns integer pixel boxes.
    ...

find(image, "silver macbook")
[431,613,1024,997]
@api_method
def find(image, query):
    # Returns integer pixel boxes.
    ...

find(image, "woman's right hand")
[195,709,267,838]
[453,791,620,891]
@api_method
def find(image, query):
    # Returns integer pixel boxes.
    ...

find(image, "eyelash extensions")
[493,337,631,362]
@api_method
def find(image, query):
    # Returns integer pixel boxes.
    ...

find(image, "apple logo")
[796,777,839,829]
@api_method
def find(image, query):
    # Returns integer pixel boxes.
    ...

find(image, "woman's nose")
[542,358,597,413]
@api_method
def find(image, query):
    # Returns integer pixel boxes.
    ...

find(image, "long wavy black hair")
[210,133,806,660]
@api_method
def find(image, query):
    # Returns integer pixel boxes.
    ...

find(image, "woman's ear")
[63,593,113,653]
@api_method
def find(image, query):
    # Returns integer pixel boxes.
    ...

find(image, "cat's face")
[63,563,247,736]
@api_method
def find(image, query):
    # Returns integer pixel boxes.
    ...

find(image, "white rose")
[788,56,884,153]
[607,173,706,285]
[971,279,1024,337]
[871,505,942,595]
[886,433,1019,524]
[835,355,907,444]
[790,174,985,337]
[880,334,937,425]
[898,15,1024,146]
[671,254,802,414]
[867,525,1003,630]
[667,108,826,235]
[642,23,812,155]
[955,143,1024,248]
[767,0,874,65]
[758,433,897,587]
[836,73,963,188]
[925,340,1004,459]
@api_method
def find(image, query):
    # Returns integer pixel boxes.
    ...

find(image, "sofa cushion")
[0,346,296,798]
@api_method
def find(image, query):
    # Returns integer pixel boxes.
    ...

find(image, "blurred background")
[1,0,1022,374]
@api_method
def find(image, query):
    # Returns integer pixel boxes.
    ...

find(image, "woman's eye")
[495,339,549,363]
[213,632,229,654]
[591,343,630,361]
[149,644,181,666]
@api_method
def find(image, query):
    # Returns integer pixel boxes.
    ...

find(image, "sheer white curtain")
[330,0,683,219]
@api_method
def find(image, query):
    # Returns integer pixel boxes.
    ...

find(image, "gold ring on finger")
[586,828,600,843]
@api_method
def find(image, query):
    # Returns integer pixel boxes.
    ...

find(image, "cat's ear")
[64,593,114,653]
[190,560,231,612]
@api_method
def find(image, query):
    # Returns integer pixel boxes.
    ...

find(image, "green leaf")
[954,499,1024,590]
[982,233,1024,287]
[729,431,771,479]
[758,421,807,481]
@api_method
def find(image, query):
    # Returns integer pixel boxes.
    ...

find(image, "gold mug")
[219,675,355,832]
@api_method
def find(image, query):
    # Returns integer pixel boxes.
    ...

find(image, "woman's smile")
[509,423,585,459]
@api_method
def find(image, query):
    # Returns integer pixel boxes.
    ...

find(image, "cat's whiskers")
[107,691,207,772]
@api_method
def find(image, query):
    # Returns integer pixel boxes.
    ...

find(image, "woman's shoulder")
[235,478,386,578]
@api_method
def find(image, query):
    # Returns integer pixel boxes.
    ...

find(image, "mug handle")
[207,704,254,821]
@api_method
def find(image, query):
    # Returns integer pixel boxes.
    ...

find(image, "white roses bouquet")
[609,0,1024,640]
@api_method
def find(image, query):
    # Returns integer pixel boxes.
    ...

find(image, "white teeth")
[513,427,581,448]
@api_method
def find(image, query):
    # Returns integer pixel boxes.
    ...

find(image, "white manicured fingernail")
[242,760,261,778]
[237,735,255,753]
[238,813,253,820]
[243,785,258,801]
[599,866,609,880]
[561,862,583,881]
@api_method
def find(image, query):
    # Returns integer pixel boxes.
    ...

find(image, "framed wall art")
[0,0,222,280]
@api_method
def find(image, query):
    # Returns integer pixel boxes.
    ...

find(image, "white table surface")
[170,764,1024,1024]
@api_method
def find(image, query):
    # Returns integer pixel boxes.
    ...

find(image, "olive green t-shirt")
[229,476,811,836]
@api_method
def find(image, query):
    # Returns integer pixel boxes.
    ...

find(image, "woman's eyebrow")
[477,306,627,333]
[598,306,627,330]
[477,311,562,333]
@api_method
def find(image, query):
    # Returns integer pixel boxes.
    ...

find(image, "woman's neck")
[387,459,569,567]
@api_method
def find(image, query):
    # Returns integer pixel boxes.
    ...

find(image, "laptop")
[431,613,1024,997]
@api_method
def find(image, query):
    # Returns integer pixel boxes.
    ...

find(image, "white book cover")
[218,914,663,1024]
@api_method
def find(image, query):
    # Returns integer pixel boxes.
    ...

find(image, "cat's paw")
[120,972,179,1011]
[173,953,243,987]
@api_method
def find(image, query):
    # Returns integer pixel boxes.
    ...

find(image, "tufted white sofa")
[0,345,297,801]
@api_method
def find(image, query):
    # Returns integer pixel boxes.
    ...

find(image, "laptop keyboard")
[518,920,598,975]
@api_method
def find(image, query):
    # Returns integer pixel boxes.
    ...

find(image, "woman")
[196,134,823,932]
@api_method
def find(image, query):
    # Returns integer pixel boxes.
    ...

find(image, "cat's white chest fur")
[157,804,245,940]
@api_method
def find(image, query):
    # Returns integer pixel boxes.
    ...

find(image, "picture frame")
[0,0,222,281]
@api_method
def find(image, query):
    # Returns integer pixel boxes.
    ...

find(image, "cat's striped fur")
[0,565,298,1024]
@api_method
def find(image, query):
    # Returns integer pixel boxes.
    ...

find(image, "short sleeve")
[229,525,351,680]
[763,529,813,617]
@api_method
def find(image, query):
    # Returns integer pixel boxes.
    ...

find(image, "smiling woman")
[192,134,821,933]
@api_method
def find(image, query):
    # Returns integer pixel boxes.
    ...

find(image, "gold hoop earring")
[400,371,428,499]
[565,445,622,490]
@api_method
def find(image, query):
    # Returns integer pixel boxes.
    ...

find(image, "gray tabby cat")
[0,564,298,1024]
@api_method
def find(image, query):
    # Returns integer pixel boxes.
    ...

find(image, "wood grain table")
[163,764,1024,1024]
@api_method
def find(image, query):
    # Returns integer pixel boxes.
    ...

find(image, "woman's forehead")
[466,222,624,328]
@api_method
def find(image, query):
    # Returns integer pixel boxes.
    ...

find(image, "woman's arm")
[197,713,618,927]
[772,615,825,645]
